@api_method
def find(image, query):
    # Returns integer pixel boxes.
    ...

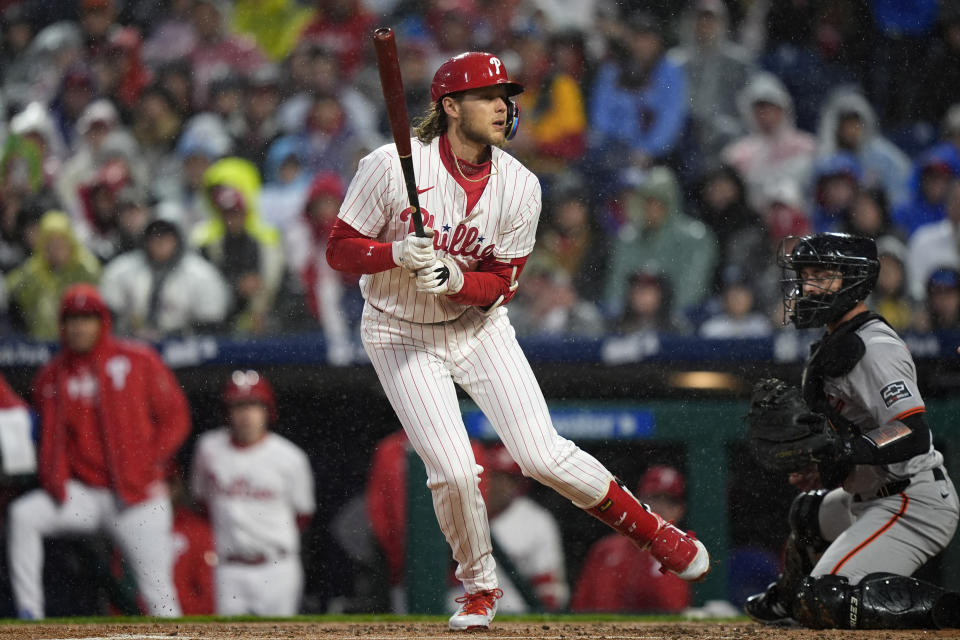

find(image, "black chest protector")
[802,311,889,441]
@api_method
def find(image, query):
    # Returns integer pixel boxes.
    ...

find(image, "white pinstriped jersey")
[191,429,315,561]
[338,136,542,323]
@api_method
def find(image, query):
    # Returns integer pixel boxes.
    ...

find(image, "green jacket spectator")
[5,211,101,340]
[603,166,718,316]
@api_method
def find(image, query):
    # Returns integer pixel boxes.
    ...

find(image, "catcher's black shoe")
[745,582,798,626]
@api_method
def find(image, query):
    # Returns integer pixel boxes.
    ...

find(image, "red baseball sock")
[586,479,664,547]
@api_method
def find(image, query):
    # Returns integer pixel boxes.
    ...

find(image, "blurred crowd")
[3,0,960,350]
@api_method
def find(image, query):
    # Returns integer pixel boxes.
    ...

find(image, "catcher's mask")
[431,52,523,140]
[778,232,879,329]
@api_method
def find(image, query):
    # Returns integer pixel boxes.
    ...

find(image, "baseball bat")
[372,27,426,238]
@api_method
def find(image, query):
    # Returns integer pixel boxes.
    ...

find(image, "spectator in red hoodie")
[5,283,190,619]
[285,171,361,363]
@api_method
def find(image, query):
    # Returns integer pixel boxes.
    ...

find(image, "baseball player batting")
[744,233,960,629]
[326,50,709,631]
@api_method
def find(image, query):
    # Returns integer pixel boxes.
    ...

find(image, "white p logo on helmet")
[489,57,502,76]
[231,369,260,389]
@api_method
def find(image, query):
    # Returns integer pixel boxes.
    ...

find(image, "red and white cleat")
[650,522,711,581]
[448,588,503,631]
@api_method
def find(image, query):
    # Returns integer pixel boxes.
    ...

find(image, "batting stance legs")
[362,306,709,595]
[7,480,181,618]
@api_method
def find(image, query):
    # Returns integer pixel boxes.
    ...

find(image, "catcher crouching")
[744,232,960,630]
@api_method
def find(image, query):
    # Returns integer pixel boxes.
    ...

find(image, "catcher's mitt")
[746,378,843,473]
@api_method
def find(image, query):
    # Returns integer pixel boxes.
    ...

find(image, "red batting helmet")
[430,52,524,103]
[637,465,686,500]
[223,369,277,423]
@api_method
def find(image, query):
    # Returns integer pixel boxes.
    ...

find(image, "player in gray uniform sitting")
[744,232,960,629]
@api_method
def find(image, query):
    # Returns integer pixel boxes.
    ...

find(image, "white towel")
[0,407,37,475]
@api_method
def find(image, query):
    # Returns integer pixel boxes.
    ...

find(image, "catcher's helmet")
[778,232,879,329]
[430,52,523,140]
[223,369,277,423]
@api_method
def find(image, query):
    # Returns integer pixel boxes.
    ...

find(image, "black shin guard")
[795,573,960,629]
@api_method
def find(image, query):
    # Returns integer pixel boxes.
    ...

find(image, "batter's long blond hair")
[413,98,454,143]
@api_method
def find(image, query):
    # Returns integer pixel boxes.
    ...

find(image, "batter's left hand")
[417,256,463,295]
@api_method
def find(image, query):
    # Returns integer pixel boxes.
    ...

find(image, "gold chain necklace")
[453,153,498,183]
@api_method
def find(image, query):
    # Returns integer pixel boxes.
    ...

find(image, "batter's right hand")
[392,228,436,273]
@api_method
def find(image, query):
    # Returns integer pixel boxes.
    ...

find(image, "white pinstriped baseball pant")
[362,304,613,592]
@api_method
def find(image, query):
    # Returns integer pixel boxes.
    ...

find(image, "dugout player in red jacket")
[6,283,190,619]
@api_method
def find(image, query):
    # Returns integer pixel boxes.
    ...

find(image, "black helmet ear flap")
[505,99,520,140]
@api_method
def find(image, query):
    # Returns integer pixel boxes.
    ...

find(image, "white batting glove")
[416,255,464,295]
[392,228,436,272]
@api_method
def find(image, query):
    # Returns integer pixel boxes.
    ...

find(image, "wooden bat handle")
[372,27,424,237]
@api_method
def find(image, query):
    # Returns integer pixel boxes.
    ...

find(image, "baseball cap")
[637,465,685,500]
[60,283,109,319]
[928,267,960,291]
[628,270,664,288]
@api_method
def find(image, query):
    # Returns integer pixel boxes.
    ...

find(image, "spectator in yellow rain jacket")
[192,157,284,334]
[5,210,101,340]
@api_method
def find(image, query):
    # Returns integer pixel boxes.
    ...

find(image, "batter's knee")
[429,464,481,495]
[788,489,829,552]
[509,437,580,486]
[512,460,545,484]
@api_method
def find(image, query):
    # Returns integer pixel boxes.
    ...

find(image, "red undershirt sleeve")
[448,256,528,307]
[325,219,396,273]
